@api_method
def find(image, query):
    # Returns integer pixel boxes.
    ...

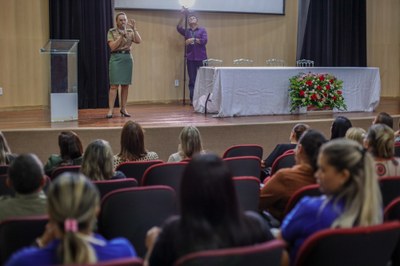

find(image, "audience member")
[280,139,382,264]
[364,124,400,177]
[5,172,137,265]
[145,153,274,266]
[345,127,366,145]
[81,139,125,181]
[394,119,400,143]
[261,123,309,179]
[260,130,327,221]
[114,121,159,169]
[330,116,352,139]
[373,111,393,128]
[168,126,203,162]
[0,131,16,165]
[44,131,83,176]
[0,154,47,221]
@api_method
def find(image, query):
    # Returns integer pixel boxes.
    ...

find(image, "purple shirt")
[177,25,208,61]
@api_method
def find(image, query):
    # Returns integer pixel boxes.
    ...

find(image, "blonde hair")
[81,139,114,180]
[345,127,366,145]
[47,172,100,264]
[365,124,395,159]
[0,131,12,165]
[320,139,382,228]
[178,126,203,159]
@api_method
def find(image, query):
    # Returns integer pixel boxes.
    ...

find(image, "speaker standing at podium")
[106,12,142,118]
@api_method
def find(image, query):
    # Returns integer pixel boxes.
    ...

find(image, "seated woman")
[0,131,17,165]
[364,123,400,177]
[168,126,204,162]
[44,131,83,176]
[260,130,327,221]
[114,121,159,169]
[345,127,366,145]
[330,116,352,139]
[146,153,274,266]
[81,139,125,180]
[5,172,137,265]
[280,139,382,264]
[261,123,309,179]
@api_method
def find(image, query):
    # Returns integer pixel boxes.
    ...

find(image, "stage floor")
[0,97,399,130]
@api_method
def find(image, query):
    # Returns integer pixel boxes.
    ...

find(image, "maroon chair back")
[379,176,400,207]
[50,165,81,180]
[223,144,264,160]
[295,222,400,266]
[270,152,295,176]
[92,178,138,199]
[283,184,321,216]
[174,239,285,266]
[115,160,163,185]
[223,156,261,179]
[0,215,49,264]
[98,186,177,258]
[232,176,260,212]
[384,197,400,221]
[78,257,144,266]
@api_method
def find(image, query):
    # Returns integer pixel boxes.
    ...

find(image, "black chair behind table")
[0,165,9,176]
[223,156,261,179]
[98,186,178,258]
[294,221,400,266]
[115,160,164,185]
[379,176,400,207]
[385,197,400,221]
[232,176,260,212]
[222,144,264,160]
[87,257,144,266]
[283,184,321,217]
[174,239,285,266]
[50,165,81,180]
[0,215,48,264]
[270,151,296,176]
[92,178,138,199]
[395,142,400,157]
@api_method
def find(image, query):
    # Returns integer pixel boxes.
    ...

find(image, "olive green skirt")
[109,53,133,85]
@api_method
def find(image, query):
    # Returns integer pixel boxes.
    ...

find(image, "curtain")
[49,0,114,108]
[298,0,366,67]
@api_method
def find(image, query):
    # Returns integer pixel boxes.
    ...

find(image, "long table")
[193,67,381,117]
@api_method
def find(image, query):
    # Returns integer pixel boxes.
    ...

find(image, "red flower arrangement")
[289,72,347,112]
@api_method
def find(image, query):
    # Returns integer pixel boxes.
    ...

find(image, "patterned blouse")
[113,152,159,170]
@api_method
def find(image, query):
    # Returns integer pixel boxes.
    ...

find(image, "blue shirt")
[281,196,344,265]
[5,234,136,266]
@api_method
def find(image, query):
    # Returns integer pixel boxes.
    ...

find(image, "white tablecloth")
[193,67,381,117]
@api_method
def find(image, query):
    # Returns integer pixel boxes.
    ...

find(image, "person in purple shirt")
[279,139,382,265]
[177,10,208,104]
[6,172,136,266]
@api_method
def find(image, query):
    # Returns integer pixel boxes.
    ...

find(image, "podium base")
[50,93,78,122]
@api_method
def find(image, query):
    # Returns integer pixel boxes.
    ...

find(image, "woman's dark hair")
[374,112,393,129]
[179,153,265,251]
[118,121,147,160]
[292,123,310,141]
[298,129,327,172]
[58,131,83,161]
[331,116,352,139]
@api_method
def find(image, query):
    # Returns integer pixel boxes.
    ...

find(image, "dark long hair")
[58,131,83,160]
[179,153,264,251]
[118,121,147,160]
[299,129,327,172]
[331,116,352,139]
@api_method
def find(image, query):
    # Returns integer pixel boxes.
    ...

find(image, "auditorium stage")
[1,97,399,164]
